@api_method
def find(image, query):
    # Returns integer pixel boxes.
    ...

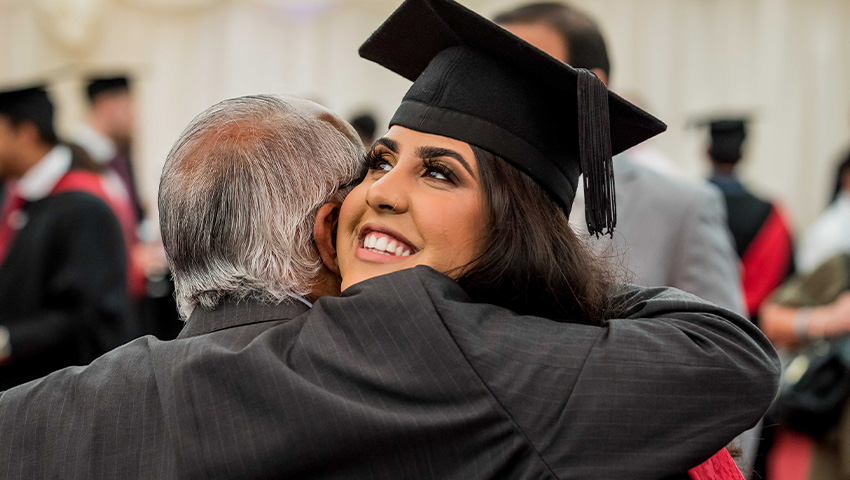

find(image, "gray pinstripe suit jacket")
[0,266,779,479]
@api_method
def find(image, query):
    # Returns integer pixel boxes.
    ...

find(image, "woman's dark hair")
[456,146,617,326]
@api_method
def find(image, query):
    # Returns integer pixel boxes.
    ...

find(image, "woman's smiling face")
[337,126,486,291]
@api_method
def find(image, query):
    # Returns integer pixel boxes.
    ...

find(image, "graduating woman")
[319,0,777,478]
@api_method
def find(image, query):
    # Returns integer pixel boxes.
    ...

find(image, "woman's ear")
[314,201,341,275]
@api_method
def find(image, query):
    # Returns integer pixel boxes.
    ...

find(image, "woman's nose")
[365,169,409,213]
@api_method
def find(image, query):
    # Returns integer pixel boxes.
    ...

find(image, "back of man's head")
[159,94,363,318]
[494,2,611,80]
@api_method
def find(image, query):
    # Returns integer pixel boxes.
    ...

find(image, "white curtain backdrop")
[1,0,849,233]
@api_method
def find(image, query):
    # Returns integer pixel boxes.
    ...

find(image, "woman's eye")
[366,153,393,172]
[423,160,455,183]
[425,168,449,181]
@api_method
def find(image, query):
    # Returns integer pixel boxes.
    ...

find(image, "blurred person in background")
[74,76,142,222]
[797,151,850,274]
[700,118,795,479]
[702,118,795,323]
[0,84,130,390]
[74,75,178,339]
[760,252,850,480]
[349,111,378,147]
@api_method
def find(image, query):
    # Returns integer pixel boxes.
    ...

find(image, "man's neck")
[87,115,113,142]
[15,143,53,179]
[710,162,736,177]
[307,268,342,302]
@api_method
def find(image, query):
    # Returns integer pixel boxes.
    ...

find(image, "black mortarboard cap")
[704,118,748,164]
[0,85,55,141]
[86,76,130,102]
[359,0,666,236]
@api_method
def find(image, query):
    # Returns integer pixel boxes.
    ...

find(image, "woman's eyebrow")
[416,146,474,177]
[372,137,399,152]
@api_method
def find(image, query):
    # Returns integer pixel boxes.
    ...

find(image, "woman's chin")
[341,252,419,291]
[354,245,415,264]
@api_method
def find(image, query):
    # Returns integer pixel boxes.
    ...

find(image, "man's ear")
[16,122,40,145]
[314,201,341,275]
[591,68,609,88]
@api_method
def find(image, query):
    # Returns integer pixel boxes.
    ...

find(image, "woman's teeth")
[363,233,412,257]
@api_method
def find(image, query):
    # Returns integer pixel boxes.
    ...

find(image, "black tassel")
[576,68,616,238]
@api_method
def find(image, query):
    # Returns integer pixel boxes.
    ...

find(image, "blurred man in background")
[702,118,795,323]
[74,75,179,339]
[74,76,143,221]
[0,85,130,389]
[349,111,378,148]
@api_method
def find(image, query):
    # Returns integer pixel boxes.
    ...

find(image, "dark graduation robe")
[0,267,779,479]
[0,183,130,390]
[710,175,795,320]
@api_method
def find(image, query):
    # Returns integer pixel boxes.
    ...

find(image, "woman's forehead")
[380,126,475,159]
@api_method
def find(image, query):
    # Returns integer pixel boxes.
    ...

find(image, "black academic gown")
[710,175,794,319]
[0,191,130,390]
[0,267,779,479]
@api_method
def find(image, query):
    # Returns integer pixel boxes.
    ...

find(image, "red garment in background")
[690,449,745,480]
[741,206,794,317]
[52,171,145,298]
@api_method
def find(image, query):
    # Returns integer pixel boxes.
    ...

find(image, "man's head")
[494,2,611,86]
[704,119,747,168]
[0,86,58,179]
[349,112,378,148]
[159,94,364,318]
[86,76,134,149]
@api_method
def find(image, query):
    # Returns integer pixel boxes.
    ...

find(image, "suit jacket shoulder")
[610,158,744,314]
[423,270,778,479]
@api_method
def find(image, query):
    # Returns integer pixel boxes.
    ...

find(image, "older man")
[0,93,777,479]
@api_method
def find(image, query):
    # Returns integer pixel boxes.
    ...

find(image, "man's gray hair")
[159,94,364,318]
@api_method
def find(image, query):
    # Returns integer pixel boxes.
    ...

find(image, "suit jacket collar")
[179,299,310,339]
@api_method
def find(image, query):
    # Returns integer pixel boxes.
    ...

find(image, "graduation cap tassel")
[576,68,616,238]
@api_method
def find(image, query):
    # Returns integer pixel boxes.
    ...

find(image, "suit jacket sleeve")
[4,196,130,362]
[0,337,172,479]
[670,185,746,316]
[426,270,780,480]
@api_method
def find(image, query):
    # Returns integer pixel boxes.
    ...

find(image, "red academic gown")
[710,176,795,320]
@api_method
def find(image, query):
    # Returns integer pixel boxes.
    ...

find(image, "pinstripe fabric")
[0,266,779,479]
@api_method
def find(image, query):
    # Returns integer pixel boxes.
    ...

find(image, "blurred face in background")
[502,22,568,63]
[96,90,135,149]
[336,126,486,290]
[0,116,23,179]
